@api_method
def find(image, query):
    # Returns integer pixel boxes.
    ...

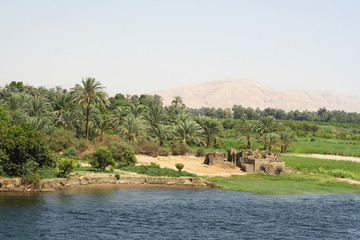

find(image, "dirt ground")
[136,154,245,177]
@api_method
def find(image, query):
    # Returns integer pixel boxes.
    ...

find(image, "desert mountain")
[150,78,360,112]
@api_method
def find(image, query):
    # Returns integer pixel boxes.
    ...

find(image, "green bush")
[171,142,190,156]
[20,160,41,186]
[175,163,184,172]
[47,129,77,152]
[117,150,136,168]
[115,173,120,180]
[58,158,76,177]
[0,123,55,176]
[109,141,133,161]
[90,148,115,172]
[63,146,78,157]
[150,162,160,168]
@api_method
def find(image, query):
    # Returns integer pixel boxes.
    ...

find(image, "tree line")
[189,105,360,124]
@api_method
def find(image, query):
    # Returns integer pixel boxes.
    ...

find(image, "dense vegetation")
[0,79,359,190]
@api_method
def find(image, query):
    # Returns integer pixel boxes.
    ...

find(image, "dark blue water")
[1,186,360,239]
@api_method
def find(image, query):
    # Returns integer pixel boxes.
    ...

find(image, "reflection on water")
[1,186,360,239]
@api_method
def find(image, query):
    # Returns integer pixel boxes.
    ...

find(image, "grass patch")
[38,168,58,179]
[282,155,360,180]
[213,174,360,194]
[120,164,197,177]
[288,139,360,156]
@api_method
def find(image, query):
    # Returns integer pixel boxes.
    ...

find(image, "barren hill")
[150,78,360,112]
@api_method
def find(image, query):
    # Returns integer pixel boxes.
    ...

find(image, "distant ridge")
[150,78,360,112]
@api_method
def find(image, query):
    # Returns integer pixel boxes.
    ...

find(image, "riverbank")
[0,175,211,192]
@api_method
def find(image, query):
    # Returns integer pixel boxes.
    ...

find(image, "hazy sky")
[0,0,359,96]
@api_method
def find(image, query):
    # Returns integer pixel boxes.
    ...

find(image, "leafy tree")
[71,78,109,140]
[58,158,75,177]
[0,123,55,176]
[90,148,115,172]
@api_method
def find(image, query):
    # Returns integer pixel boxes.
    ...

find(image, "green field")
[287,139,360,156]
[213,174,360,194]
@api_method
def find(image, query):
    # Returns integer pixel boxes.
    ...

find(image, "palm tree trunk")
[207,138,210,148]
[247,137,252,151]
[85,102,90,140]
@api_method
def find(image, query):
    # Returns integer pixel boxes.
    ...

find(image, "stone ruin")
[204,152,226,165]
[227,148,285,175]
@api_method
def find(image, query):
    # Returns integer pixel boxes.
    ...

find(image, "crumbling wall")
[227,148,284,174]
[204,152,225,165]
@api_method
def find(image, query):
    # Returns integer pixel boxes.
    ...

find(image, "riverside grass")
[212,174,360,194]
[282,155,360,180]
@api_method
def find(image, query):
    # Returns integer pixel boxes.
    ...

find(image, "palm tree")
[150,124,174,147]
[256,116,278,135]
[279,128,298,153]
[53,93,74,127]
[238,120,257,151]
[197,116,223,148]
[94,115,113,141]
[175,118,203,146]
[171,96,184,107]
[126,103,146,119]
[71,78,109,140]
[145,103,166,128]
[110,106,128,127]
[258,133,279,151]
[119,115,147,141]
[23,96,52,118]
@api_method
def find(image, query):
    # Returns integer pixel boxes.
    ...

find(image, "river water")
[1,186,360,239]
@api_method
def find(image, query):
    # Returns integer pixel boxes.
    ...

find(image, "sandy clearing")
[136,155,245,177]
[294,154,360,163]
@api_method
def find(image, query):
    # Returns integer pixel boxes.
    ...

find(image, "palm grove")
[1,78,344,180]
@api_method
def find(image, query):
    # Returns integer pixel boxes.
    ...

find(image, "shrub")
[117,150,136,168]
[150,162,160,168]
[109,141,133,161]
[132,138,161,157]
[20,160,41,186]
[158,148,170,156]
[275,167,283,174]
[175,163,184,172]
[63,146,78,157]
[115,173,120,180]
[58,158,76,177]
[109,166,115,172]
[0,123,55,176]
[171,142,190,156]
[196,148,206,157]
[47,129,77,152]
[90,148,115,172]
[76,139,90,152]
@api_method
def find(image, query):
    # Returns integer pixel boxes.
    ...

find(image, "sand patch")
[136,154,245,177]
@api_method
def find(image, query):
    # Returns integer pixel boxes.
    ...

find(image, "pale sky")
[0,0,359,96]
